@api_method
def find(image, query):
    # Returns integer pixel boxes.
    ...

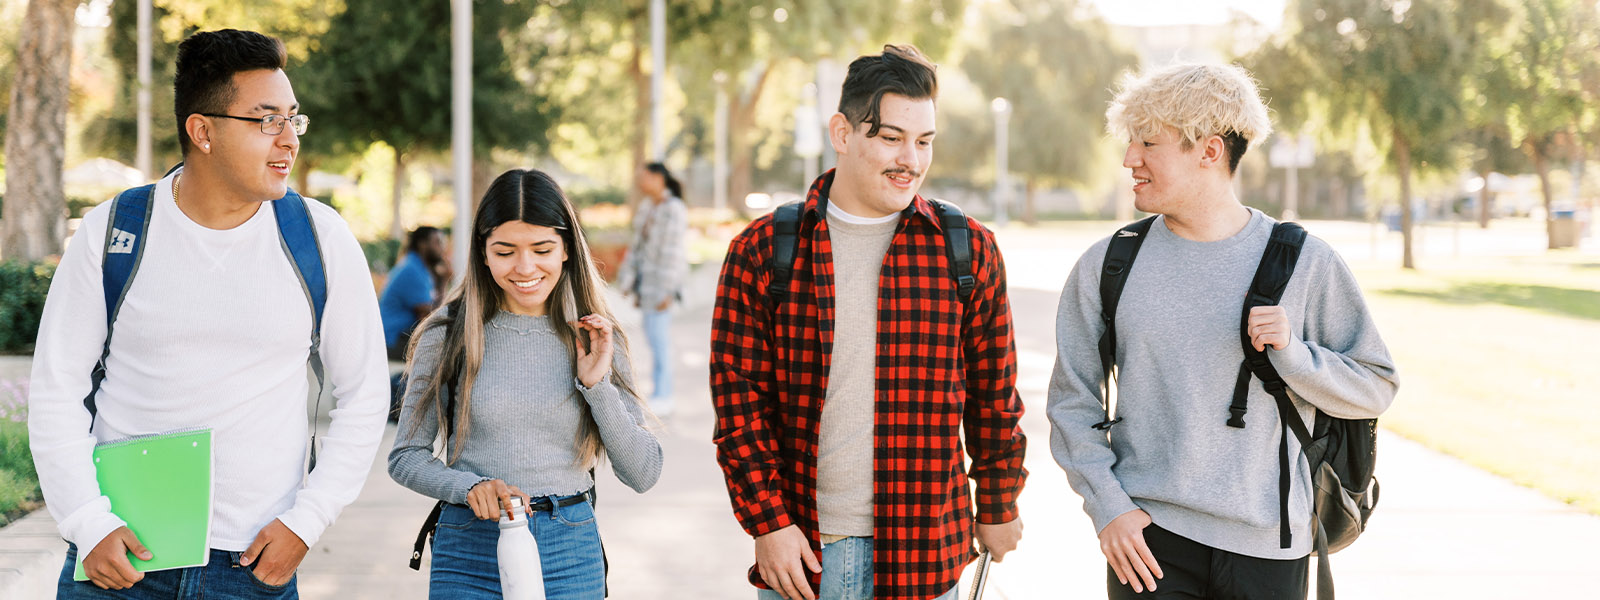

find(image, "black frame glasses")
[201,113,309,136]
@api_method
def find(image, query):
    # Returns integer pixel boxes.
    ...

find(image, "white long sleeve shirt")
[28,169,389,553]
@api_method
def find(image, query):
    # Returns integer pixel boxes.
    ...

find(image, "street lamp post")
[136,0,151,180]
[795,83,822,190]
[451,0,472,280]
[650,0,665,161]
[713,71,729,213]
[991,97,1011,228]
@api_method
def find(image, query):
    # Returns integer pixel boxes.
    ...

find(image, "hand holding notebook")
[73,429,214,584]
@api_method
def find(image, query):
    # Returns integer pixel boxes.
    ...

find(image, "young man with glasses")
[29,29,388,598]
[711,44,1027,600]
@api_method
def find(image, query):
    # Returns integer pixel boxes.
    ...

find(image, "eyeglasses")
[200,113,310,136]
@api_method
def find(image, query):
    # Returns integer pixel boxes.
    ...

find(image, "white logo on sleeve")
[108,229,137,254]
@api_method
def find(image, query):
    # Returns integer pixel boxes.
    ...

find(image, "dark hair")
[644,162,683,200]
[1222,131,1249,174]
[837,44,938,138]
[406,168,644,465]
[405,226,442,254]
[173,29,288,155]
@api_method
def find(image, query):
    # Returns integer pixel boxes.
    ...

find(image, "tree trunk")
[1,0,76,261]
[1528,141,1557,249]
[1394,130,1416,270]
[728,64,772,219]
[471,155,493,211]
[1023,178,1038,225]
[295,158,313,197]
[1477,166,1492,229]
[391,149,406,242]
[1330,177,1348,219]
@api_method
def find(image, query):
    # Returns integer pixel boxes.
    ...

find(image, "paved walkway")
[4,228,1598,599]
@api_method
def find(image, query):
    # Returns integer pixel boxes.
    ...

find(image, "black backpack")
[1096,216,1378,600]
[767,198,975,304]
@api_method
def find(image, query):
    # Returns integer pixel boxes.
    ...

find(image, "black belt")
[525,491,591,513]
[409,489,593,570]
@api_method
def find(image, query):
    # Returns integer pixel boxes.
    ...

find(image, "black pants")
[1107,524,1308,600]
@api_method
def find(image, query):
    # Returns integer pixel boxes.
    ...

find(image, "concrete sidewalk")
[5,257,1598,598]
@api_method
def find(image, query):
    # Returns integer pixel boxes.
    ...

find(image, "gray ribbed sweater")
[1046,209,1398,559]
[388,312,662,504]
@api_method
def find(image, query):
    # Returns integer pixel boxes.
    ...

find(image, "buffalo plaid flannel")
[711,171,1027,600]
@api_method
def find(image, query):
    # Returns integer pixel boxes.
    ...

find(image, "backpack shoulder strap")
[269,189,330,470]
[927,199,976,299]
[1229,221,1308,428]
[1093,215,1157,431]
[271,190,328,339]
[1230,221,1308,551]
[767,200,805,303]
[85,184,158,428]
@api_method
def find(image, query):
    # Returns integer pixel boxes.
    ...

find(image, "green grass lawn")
[1353,251,1600,513]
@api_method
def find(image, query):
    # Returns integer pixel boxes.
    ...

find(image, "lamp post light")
[991,97,1012,227]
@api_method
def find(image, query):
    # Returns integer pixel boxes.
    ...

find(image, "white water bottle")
[497,496,545,600]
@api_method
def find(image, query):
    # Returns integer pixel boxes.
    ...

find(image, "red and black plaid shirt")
[711,171,1027,600]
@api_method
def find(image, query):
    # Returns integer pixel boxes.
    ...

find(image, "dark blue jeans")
[56,544,296,599]
[429,494,605,599]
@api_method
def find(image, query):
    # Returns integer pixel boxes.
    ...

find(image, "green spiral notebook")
[73,428,213,581]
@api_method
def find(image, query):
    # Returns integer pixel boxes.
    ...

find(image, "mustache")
[883,167,922,179]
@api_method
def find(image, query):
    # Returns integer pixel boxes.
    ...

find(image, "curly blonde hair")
[1106,63,1272,171]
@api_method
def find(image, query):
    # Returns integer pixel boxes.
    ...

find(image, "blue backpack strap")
[85,185,158,429]
[271,189,327,339]
[269,189,329,469]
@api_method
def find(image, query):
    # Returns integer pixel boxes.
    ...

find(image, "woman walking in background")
[389,168,662,599]
[618,162,688,417]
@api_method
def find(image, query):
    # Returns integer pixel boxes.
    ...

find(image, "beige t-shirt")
[816,205,900,537]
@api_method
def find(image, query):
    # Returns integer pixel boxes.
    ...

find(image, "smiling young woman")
[389,168,662,599]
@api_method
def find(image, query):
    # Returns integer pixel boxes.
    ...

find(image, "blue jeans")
[641,307,673,401]
[56,544,296,599]
[429,494,605,599]
[754,537,959,600]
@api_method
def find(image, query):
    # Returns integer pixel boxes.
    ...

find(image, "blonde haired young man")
[1046,63,1398,599]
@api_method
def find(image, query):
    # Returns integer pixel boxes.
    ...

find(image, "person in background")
[381,226,449,361]
[617,162,688,417]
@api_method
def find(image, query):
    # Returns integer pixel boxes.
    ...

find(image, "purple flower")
[0,377,27,422]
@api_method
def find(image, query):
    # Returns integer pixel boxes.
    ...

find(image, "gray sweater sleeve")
[387,323,490,505]
[1267,239,1399,419]
[578,340,663,493]
[1045,240,1142,532]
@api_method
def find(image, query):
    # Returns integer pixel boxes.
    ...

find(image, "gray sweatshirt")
[1046,209,1398,559]
[389,312,662,504]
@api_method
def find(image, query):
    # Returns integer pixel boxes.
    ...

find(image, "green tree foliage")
[1261,0,1506,269]
[1478,0,1599,246]
[963,0,1137,223]
[84,0,339,172]
[293,0,555,239]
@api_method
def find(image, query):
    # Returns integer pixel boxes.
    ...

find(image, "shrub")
[0,378,39,525]
[0,260,55,353]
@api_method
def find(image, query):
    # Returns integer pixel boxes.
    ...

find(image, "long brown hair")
[405,168,645,467]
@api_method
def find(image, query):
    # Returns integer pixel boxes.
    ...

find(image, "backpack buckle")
[1226,406,1247,428]
[1092,417,1123,431]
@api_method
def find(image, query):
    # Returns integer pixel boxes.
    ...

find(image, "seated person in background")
[381,226,448,360]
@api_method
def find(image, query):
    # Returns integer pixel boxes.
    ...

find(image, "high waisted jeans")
[429,493,605,599]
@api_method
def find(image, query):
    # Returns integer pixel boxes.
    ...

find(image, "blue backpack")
[87,169,329,466]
